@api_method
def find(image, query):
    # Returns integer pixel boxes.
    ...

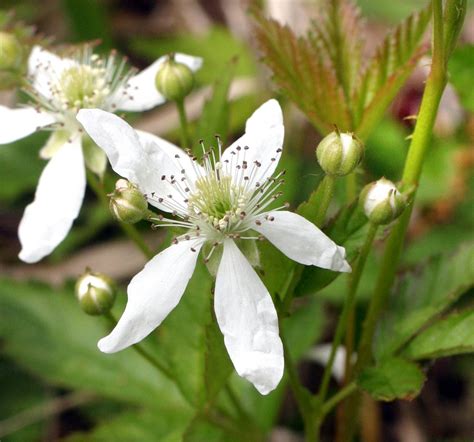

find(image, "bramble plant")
[0,1,472,441]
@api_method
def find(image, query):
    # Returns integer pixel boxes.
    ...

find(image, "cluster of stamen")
[146,137,288,255]
[26,46,134,125]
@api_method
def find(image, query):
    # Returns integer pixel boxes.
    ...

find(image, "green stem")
[345,172,357,203]
[176,98,191,150]
[321,382,357,418]
[316,223,378,403]
[313,175,336,227]
[86,172,154,259]
[342,3,464,439]
[355,2,448,374]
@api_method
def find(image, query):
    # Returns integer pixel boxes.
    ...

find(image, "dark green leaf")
[66,409,191,442]
[375,242,474,360]
[61,0,113,49]
[295,199,368,296]
[403,309,474,360]
[157,262,232,408]
[357,357,425,401]
[0,132,47,202]
[0,278,189,413]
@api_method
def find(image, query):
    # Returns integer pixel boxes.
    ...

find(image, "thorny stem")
[176,98,191,150]
[316,223,378,404]
[86,171,154,259]
[342,2,465,440]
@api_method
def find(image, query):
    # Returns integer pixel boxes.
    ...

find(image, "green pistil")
[188,175,246,229]
[59,64,107,110]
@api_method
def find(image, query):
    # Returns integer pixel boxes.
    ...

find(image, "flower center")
[188,174,248,231]
[58,63,108,111]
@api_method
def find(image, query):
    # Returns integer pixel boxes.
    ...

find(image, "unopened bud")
[0,32,23,70]
[155,54,194,102]
[316,131,364,177]
[75,269,116,316]
[109,179,148,224]
[360,178,406,225]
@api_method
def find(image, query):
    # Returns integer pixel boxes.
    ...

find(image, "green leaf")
[0,278,189,413]
[357,357,426,401]
[449,44,474,112]
[0,360,48,442]
[130,27,256,85]
[66,409,191,442]
[310,0,364,103]
[375,242,474,360]
[403,309,474,360]
[196,57,237,150]
[295,199,368,296]
[0,131,47,202]
[282,297,326,360]
[355,4,431,137]
[157,262,232,408]
[61,0,113,50]
[252,7,351,133]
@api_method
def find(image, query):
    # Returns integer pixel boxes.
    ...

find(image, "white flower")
[77,100,351,395]
[0,45,202,263]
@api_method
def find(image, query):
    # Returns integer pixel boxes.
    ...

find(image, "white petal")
[18,136,85,263]
[111,53,203,112]
[136,129,204,184]
[28,46,75,100]
[0,106,56,144]
[98,239,203,353]
[221,99,284,186]
[77,109,190,214]
[215,240,283,395]
[254,211,351,273]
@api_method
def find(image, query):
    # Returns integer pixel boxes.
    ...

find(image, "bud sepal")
[360,178,406,225]
[109,179,148,224]
[316,130,364,177]
[155,54,195,102]
[75,269,116,316]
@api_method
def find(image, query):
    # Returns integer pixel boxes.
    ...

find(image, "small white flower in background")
[0,45,202,263]
[77,99,351,395]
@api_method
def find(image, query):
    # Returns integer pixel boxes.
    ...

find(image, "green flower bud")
[360,178,406,225]
[155,54,194,102]
[75,269,116,316]
[0,31,23,70]
[109,179,148,224]
[316,131,364,176]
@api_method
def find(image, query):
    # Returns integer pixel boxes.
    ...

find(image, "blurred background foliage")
[0,0,473,441]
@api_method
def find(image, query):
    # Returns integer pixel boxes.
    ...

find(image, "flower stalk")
[341,1,466,439]
[176,98,192,150]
